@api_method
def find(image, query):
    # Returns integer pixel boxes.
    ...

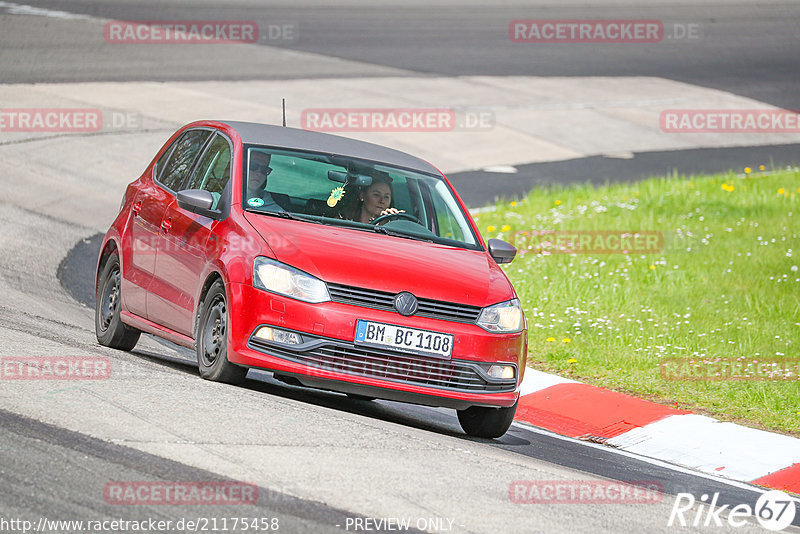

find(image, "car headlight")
[253,257,330,303]
[477,299,524,333]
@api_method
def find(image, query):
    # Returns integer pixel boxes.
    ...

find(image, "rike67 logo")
[668,490,797,531]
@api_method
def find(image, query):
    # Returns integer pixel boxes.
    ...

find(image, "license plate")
[354,320,454,360]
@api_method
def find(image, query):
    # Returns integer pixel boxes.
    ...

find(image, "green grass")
[475,166,800,434]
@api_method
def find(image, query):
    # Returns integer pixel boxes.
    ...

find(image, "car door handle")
[161,218,172,232]
[132,200,142,215]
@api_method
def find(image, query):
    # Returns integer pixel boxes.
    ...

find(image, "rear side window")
[185,134,232,210]
[158,129,212,192]
[154,146,172,181]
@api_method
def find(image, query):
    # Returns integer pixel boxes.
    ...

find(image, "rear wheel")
[95,255,140,350]
[457,400,517,439]
[196,280,247,385]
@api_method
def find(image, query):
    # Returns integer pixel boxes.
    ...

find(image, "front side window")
[158,129,212,192]
[242,146,479,249]
[185,133,232,210]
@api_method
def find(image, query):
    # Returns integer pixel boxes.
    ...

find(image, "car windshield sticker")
[247,197,264,207]
[327,186,346,207]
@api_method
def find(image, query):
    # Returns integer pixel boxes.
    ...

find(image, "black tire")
[457,400,518,439]
[95,255,141,351]
[196,280,247,385]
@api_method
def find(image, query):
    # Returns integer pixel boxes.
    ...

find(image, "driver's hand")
[379,208,405,216]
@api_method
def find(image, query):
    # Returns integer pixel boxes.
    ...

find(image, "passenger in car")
[246,152,287,210]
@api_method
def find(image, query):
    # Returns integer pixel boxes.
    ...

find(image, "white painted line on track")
[510,419,771,496]
[607,414,800,482]
[0,1,90,19]
[518,368,579,396]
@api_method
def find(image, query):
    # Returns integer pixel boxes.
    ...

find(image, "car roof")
[219,120,440,175]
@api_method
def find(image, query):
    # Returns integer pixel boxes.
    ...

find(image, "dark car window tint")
[159,130,211,192]
[185,134,232,210]
[265,153,334,199]
[242,146,479,248]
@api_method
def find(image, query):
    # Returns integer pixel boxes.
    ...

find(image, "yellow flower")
[487,225,496,232]
[510,201,517,207]
[568,358,577,363]
[721,183,734,192]
[555,200,562,206]
[759,165,765,171]
[778,188,785,195]
[744,167,751,174]
[649,265,656,270]
[546,337,555,342]
[797,188,800,194]
[562,338,571,343]
[501,224,511,232]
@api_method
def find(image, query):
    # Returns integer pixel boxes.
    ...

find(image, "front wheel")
[196,281,247,385]
[457,400,517,439]
[95,254,140,351]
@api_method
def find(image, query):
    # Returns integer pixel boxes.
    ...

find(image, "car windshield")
[242,145,480,249]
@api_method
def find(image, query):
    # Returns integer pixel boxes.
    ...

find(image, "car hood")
[243,213,515,307]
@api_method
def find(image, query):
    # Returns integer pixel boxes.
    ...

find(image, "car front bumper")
[227,283,526,409]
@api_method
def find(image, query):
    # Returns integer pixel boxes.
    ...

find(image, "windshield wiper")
[255,210,316,223]
[370,225,435,243]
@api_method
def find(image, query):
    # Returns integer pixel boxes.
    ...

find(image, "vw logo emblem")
[394,291,418,316]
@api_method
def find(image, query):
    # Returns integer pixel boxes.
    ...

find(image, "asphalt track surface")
[450,143,800,205]
[53,236,800,531]
[3,1,800,532]
[6,0,800,109]
[3,0,798,201]
[0,409,380,534]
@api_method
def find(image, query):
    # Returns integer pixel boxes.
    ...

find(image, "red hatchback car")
[96,120,527,438]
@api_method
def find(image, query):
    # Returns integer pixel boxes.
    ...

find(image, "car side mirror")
[176,189,221,218]
[487,238,516,264]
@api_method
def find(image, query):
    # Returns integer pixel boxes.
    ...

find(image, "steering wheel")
[371,212,424,226]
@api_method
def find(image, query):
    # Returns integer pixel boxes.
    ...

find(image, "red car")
[95,120,527,438]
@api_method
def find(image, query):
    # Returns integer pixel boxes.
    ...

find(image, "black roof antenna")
[282,98,286,127]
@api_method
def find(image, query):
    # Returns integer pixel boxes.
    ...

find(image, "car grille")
[327,283,482,324]
[248,336,515,393]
